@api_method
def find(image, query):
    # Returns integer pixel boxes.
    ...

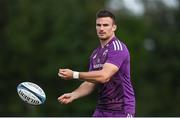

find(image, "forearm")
[59,63,118,83]
[71,82,95,100]
[79,70,110,83]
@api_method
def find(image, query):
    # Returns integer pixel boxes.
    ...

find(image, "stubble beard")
[99,37,107,41]
[99,35,110,41]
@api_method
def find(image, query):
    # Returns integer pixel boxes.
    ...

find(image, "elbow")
[98,75,110,84]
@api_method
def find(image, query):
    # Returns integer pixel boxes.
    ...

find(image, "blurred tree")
[0,0,105,116]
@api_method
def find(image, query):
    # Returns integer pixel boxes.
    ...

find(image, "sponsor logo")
[19,90,40,104]
[93,53,97,59]
[93,64,103,69]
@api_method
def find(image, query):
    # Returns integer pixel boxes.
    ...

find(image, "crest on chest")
[92,49,108,69]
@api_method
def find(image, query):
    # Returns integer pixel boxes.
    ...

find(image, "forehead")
[96,17,114,24]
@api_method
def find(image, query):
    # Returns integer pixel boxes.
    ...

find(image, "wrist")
[71,92,79,100]
[73,71,79,79]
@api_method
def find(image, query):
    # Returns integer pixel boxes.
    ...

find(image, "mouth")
[99,32,106,35]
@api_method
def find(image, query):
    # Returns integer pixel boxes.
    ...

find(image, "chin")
[98,36,106,40]
[99,36,109,40]
[100,38,107,40]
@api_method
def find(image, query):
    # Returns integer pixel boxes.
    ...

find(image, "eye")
[96,24,101,27]
[103,24,109,27]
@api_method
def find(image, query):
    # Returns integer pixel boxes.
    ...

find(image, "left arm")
[58,63,119,83]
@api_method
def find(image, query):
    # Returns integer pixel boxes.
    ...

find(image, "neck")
[100,34,115,48]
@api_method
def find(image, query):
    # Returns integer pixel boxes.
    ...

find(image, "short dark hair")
[96,9,116,24]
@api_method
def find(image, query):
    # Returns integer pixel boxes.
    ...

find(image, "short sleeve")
[106,44,128,69]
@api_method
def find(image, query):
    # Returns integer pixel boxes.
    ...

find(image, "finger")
[58,73,66,78]
[60,98,69,104]
[64,100,69,104]
[58,95,66,100]
[59,69,66,73]
[58,95,72,104]
[62,99,67,103]
[57,96,62,101]
[58,99,64,104]
[59,69,63,73]
[59,69,66,72]
[59,71,65,75]
[58,98,66,104]
[62,99,71,104]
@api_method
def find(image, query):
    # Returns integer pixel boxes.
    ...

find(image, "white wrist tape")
[73,71,79,79]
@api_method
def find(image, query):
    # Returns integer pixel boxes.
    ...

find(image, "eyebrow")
[96,23,110,26]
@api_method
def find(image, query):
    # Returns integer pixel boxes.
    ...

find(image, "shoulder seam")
[112,40,123,51]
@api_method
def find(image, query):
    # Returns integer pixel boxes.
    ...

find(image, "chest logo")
[93,53,97,59]
[103,49,108,56]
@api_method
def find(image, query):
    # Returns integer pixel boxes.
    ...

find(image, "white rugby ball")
[17,82,46,105]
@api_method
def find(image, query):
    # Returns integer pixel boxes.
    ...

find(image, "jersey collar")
[104,36,117,48]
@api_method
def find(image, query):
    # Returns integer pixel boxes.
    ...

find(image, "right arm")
[58,81,96,104]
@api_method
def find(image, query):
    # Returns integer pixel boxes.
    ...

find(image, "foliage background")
[0,0,180,116]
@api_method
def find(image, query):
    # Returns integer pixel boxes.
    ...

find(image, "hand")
[58,69,73,80]
[57,93,75,104]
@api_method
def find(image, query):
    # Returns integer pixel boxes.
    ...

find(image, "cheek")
[96,29,100,34]
[106,27,113,31]
[107,28,113,33]
[96,27,100,31]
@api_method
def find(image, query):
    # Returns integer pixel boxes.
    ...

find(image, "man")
[58,9,135,117]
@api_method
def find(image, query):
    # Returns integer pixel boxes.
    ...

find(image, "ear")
[112,24,117,32]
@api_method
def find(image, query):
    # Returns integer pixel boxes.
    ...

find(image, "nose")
[100,26,104,30]
[99,26,104,32]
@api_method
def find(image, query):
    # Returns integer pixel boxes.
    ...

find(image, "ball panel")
[22,82,46,97]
